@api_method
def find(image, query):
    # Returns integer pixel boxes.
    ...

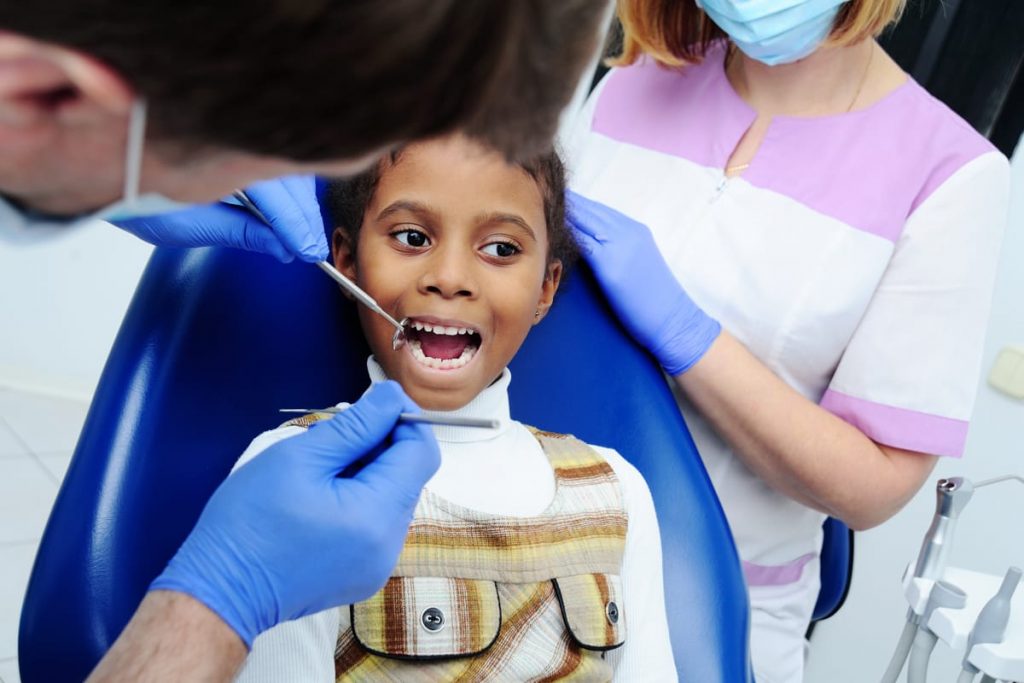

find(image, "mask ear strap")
[123,99,147,202]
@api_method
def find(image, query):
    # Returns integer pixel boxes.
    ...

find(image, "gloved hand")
[150,381,440,647]
[113,175,328,263]
[567,191,721,375]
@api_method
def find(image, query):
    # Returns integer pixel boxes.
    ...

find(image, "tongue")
[418,332,471,360]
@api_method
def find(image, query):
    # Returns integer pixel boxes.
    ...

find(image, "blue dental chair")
[18,241,755,681]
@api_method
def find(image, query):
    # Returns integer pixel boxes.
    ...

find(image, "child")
[232,134,677,681]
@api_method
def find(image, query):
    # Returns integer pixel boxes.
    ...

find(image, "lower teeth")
[409,339,477,369]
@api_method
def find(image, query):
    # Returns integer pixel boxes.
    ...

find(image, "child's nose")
[418,247,476,299]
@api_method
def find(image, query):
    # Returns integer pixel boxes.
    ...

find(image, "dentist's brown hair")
[0,1,607,162]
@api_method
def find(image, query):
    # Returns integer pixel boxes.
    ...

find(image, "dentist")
[564,0,1009,681]
[0,2,607,680]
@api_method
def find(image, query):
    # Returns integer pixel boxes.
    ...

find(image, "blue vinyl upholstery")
[813,517,853,622]
[19,245,754,682]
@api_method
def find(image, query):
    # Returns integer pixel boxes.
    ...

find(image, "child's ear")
[331,227,360,301]
[533,260,563,325]
[332,227,358,281]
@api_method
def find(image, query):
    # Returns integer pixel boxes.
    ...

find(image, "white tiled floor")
[0,387,87,683]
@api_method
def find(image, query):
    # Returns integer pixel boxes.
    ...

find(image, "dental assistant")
[0,2,608,680]
[564,1,1009,681]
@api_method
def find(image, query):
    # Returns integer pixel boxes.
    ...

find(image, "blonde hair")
[611,0,906,68]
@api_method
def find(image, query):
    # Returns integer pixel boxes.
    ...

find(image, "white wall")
[0,220,153,401]
[805,137,1024,681]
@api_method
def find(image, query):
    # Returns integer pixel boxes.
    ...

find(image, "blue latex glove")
[114,175,328,263]
[150,381,440,647]
[567,191,721,375]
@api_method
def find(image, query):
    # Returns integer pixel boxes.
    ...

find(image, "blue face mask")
[696,0,851,66]
[0,99,188,243]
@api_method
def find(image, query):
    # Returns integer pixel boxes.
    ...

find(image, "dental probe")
[279,408,499,430]
[230,190,408,349]
[313,261,408,350]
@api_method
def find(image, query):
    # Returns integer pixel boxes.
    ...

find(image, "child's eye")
[392,228,430,248]
[481,241,521,258]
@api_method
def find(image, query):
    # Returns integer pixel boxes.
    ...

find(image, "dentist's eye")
[392,228,430,248]
[481,241,521,258]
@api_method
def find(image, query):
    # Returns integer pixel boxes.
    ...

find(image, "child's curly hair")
[325,141,579,270]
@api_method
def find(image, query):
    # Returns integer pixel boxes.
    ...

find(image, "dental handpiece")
[229,190,408,349]
[913,477,975,586]
[881,477,976,683]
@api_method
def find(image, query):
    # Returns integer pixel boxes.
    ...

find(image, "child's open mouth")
[406,319,482,370]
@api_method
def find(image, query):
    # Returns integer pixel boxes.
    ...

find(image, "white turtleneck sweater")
[233,359,677,682]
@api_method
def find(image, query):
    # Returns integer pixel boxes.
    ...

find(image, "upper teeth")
[410,321,475,336]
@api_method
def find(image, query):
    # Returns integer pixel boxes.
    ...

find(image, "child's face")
[334,136,562,411]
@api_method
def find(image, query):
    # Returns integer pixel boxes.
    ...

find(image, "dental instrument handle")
[314,261,406,334]
[397,413,500,430]
[914,477,975,582]
[278,408,498,430]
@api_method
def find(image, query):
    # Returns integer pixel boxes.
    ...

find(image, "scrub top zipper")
[712,173,730,202]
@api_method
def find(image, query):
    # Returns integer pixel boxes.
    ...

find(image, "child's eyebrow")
[473,212,537,243]
[375,199,440,222]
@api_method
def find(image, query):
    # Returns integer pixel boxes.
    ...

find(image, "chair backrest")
[813,517,854,622]
[20,246,753,682]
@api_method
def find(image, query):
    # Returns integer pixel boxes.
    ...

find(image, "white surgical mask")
[0,99,188,243]
[696,0,850,66]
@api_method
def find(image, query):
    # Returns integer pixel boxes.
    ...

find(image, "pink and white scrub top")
[563,39,1009,645]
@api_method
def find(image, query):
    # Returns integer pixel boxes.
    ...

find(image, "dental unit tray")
[902,565,1024,680]
[884,475,1024,682]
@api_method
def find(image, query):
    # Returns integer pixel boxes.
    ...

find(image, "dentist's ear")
[0,31,134,133]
